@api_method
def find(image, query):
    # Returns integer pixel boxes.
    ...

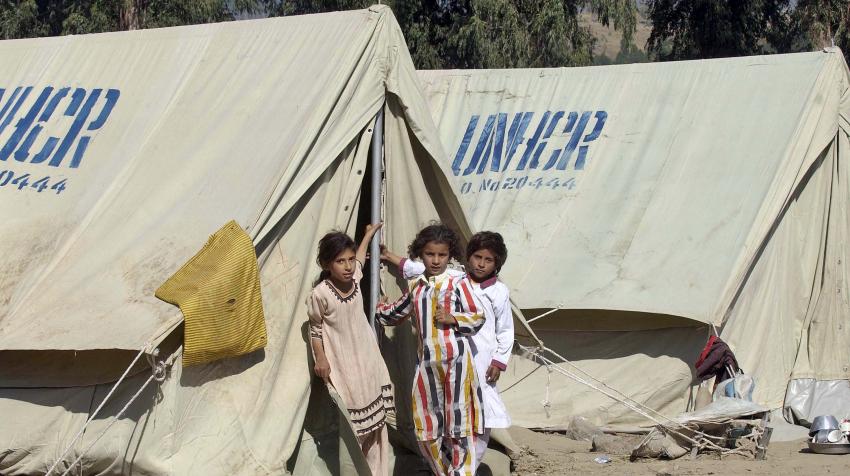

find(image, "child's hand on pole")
[357,222,383,263]
[365,222,383,237]
[380,244,403,267]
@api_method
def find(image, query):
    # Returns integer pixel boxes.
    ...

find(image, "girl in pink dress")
[307,223,393,476]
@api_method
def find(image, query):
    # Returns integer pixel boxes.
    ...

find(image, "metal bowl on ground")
[809,415,840,436]
[807,441,850,455]
[814,430,831,443]
[828,430,844,443]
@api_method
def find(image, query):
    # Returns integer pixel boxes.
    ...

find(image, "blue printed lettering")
[501,112,532,172]
[515,111,551,171]
[451,115,479,176]
[451,109,607,176]
[528,111,564,170]
[0,87,32,137]
[1,87,54,162]
[464,114,496,176]
[0,86,120,169]
[553,111,592,170]
[574,111,607,170]
[489,113,508,173]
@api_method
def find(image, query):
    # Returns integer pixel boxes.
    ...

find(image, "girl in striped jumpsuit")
[376,224,485,475]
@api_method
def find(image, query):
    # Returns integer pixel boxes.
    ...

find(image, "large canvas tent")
[416,50,850,427]
[3,5,848,473]
[0,6,498,475]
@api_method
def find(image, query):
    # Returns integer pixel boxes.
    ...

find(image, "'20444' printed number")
[459,176,576,195]
[0,170,67,194]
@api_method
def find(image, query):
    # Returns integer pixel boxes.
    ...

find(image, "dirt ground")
[507,426,850,475]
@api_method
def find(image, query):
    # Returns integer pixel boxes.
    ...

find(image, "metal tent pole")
[368,108,384,330]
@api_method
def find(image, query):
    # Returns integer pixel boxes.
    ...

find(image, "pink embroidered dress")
[307,261,394,436]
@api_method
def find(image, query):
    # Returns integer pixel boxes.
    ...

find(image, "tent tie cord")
[710,323,720,337]
[525,345,728,452]
[525,307,559,325]
[520,344,741,455]
[44,345,148,476]
[541,365,552,418]
[541,345,692,430]
[45,344,170,476]
[538,344,726,443]
[57,357,169,476]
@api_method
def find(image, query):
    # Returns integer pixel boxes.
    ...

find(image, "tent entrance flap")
[0,6,470,476]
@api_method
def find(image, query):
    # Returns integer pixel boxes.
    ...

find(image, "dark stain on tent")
[0,224,60,313]
[123,238,181,299]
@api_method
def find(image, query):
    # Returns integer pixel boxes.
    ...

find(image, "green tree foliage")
[646,0,850,64]
[614,40,648,62]
[280,1,639,69]
[645,0,793,60]
[0,0,268,39]
[782,0,850,56]
[0,0,639,68]
[0,0,45,38]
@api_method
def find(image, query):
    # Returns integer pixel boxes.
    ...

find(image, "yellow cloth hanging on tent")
[156,220,267,366]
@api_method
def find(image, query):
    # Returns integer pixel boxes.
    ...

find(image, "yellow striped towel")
[156,220,267,367]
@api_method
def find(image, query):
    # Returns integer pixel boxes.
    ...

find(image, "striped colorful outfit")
[376,268,485,475]
[400,260,515,471]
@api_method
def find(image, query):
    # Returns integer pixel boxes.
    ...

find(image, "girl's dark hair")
[466,231,508,273]
[408,223,463,261]
[315,231,356,286]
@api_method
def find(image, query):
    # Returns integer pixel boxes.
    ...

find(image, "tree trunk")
[119,0,144,30]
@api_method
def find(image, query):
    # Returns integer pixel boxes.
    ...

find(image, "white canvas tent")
[0,6,499,475]
[416,50,850,427]
[3,6,848,473]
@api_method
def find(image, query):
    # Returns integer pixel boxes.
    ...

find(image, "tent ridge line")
[251,10,389,243]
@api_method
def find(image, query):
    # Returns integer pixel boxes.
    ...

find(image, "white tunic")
[401,259,514,428]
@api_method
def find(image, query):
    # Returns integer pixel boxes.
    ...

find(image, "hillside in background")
[582,5,652,65]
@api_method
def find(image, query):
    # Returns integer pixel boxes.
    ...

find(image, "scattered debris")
[565,416,604,442]
[631,430,689,461]
[591,433,645,455]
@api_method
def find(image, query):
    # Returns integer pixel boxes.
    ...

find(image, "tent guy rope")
[541,345,704,433]
[44,345,149,476]
[520,344,745,455]
[519,308,733,446]
[526,307,559,324]
[45,346,171,476]
[57,359,167,476]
